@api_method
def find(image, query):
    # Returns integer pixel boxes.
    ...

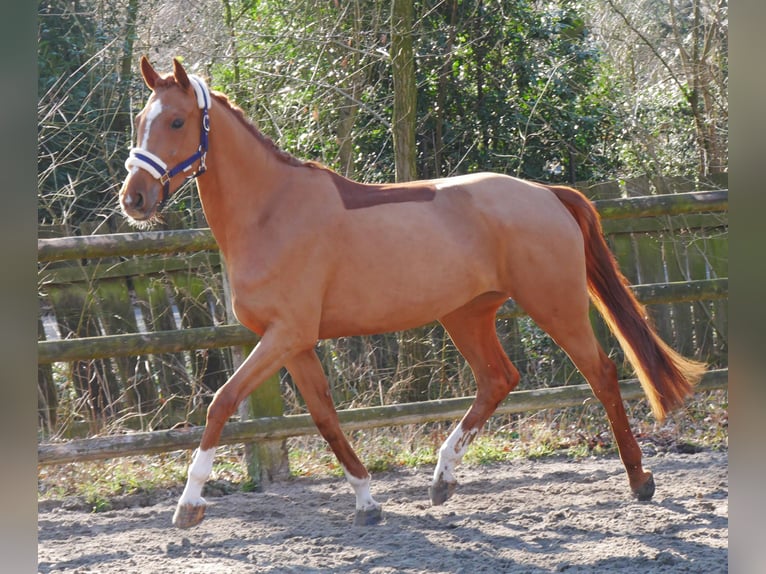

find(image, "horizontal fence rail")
[595,189,728,219]
[37,228,219,263]
[38,368,728,465]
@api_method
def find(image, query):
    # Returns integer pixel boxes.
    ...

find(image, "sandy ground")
[38,449,727,573]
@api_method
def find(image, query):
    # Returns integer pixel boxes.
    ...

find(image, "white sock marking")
[433,425,478,485]
[177,447,215,507]
[342,466,379,512]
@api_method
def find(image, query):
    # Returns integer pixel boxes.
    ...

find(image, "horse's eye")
[171,118,184,129]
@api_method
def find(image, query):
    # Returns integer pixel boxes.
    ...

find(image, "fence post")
[221,262,290,489]
[238,372,290,489]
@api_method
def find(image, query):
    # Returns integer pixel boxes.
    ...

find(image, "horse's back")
[434,172,579,234]
[316,171,586,337]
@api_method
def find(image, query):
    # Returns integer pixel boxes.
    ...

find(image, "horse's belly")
[318,246,499,338]
[317,295,455,338]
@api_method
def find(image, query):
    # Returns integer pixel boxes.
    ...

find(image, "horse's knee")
[206,389,238,426]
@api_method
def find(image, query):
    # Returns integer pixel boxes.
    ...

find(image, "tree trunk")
[336,1,364,177]
[391,0,418,183]
[221,0,246,104]
[116,0,139,134]
[390,0,432,400]
[434,0,458,176]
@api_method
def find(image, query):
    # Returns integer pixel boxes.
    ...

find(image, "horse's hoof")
[353,506,382,526]
[429,479,457,506]
[631,472,655,501]
[173,502,207,529]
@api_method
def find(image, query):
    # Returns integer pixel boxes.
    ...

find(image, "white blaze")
[124,99,164,203]
[141,99,164,150]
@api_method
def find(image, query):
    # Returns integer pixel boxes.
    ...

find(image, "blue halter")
[125,75,211,208]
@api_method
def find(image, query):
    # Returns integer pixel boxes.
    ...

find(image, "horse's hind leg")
[520,293,655,501]
[430,294,520,505]
[561,335,654,499]
[285,349,382,525]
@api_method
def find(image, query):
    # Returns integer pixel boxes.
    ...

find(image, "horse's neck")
[195,105,288,253]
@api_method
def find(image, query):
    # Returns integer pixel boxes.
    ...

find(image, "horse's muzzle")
[120,177,161,223]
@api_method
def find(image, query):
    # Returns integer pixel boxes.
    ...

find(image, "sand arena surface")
[38,450,727,573]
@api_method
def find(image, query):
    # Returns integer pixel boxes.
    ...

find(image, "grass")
[37,390,728,510]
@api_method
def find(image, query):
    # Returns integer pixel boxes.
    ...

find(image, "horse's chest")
[225,251,322,335]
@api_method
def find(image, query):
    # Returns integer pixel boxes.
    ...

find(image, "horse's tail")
[547,184,706,421]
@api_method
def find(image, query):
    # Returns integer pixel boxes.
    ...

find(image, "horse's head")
[119,56,210,224]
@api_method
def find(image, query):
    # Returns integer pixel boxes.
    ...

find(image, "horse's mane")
[153,73,326,171]
[210,90,325,171]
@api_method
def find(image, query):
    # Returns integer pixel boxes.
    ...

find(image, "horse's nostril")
[134,191,144,209]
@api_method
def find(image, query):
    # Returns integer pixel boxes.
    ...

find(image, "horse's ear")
[140,56,160,90]
[172,58,191,90]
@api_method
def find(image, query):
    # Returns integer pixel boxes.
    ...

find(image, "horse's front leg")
[173,328,304,529]
[286,350,382,525]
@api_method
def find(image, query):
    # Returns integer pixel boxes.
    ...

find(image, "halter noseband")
[125,74,211,208]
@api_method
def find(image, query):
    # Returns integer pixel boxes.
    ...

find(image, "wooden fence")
[37,179,728,472]
[39,369,728,465]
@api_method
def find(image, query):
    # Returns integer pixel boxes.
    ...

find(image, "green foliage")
[586,0,727,179]
[38,0,136,228]
[38,451,188,504]
[239,478,260,493]
[415,0,621,181]
[209,0,395,180]
[37,0,727,231]
[205,0,624,183]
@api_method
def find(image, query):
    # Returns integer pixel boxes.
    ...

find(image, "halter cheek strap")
[125,74,211,208]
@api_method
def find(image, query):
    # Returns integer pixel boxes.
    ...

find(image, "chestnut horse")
[119,57,705,529]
